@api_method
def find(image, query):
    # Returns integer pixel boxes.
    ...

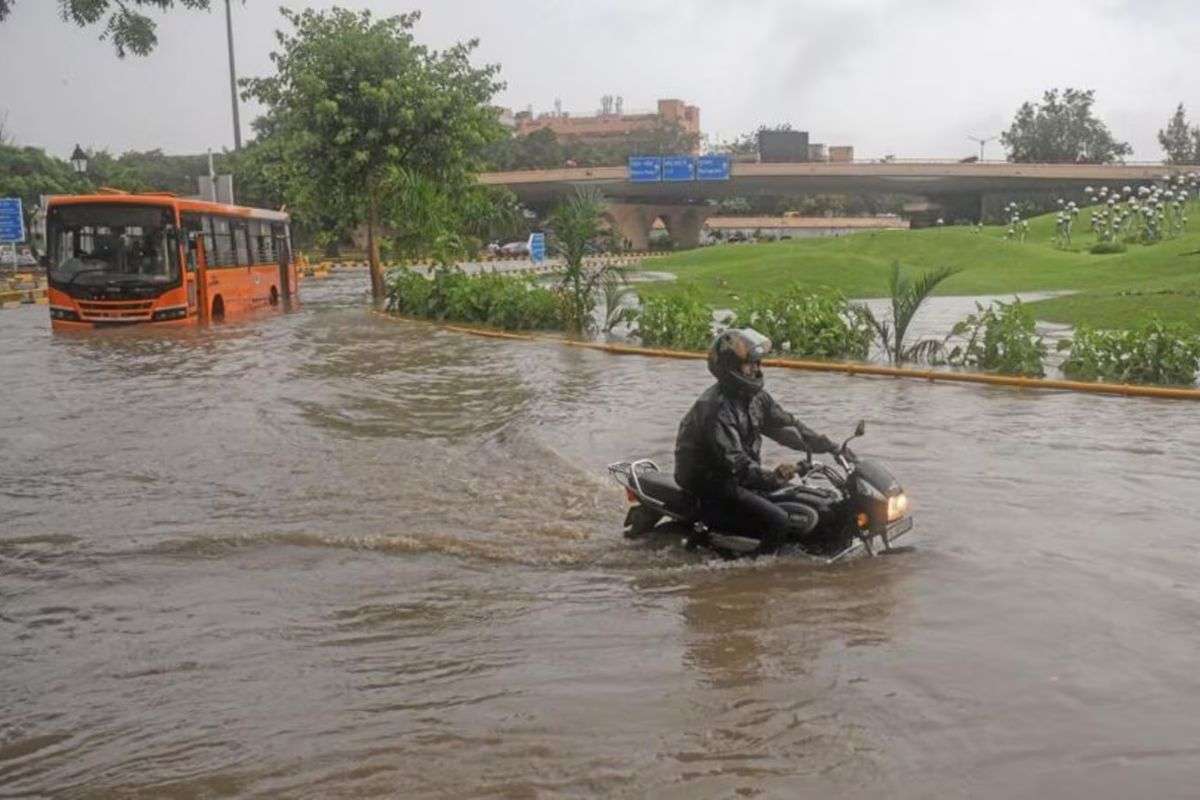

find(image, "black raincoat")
[674,382,828,497]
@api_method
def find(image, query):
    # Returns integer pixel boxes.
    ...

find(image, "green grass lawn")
[638,201,1200,330]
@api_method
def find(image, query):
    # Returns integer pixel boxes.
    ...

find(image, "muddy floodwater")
[3,271,1200,799]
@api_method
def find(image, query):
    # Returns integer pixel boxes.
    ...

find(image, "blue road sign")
[662,156,696,182]
[0,198,25,243]
[696,155,732,181]
[528,232,546,264]
[628,156,662,183]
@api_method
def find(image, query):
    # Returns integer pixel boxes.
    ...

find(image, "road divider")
[372,315,1200,402]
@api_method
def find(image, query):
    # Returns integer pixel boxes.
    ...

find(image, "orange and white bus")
[45,192,296,330]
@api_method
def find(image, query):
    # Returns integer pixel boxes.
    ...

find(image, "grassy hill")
[638,201,1200,330]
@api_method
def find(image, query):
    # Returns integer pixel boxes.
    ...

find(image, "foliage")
[1158,104,1199,165]
[384,267,561,331]
[1084,176,1196,245]
[730,287,872,360]
[548,186,624,335]
[1059,320,1200,385]
[1052,199,1080,248]
[856,262,960,365]
[0,0,218,57]
[600,271,636,333]
[648,231,675,251]
[1002,201,1030,242]
[1001,88,1131,164]
[943,300,1046,377]
[483,121,698,170]
[0,144,90,250]
[241,7,505,300]
[627,291,713,351]
[712,123,793,160]
[378,173,519,266]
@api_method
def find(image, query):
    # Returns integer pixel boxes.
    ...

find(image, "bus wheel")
[269,286,279,306]
[211,295,225,321]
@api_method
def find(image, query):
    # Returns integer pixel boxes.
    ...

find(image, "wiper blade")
[57,268,111,288]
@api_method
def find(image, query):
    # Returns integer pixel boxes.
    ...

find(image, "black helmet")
[708,328,772,396]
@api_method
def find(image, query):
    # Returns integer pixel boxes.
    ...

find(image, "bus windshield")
[47,204,180,287]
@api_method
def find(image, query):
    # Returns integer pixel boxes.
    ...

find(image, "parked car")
[0,247,37,268]
[499,241,529,256]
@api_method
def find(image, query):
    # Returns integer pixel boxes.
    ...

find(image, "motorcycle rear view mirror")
[840,420,867,457]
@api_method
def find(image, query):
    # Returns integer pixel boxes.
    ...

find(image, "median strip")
[374,313,1200,401]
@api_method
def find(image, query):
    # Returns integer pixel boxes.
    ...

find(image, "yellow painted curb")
[375,312,1200,401]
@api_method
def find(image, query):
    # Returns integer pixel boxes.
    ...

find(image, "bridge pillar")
[604,202,714,250]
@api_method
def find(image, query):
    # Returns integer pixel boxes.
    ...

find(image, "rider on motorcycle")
[675,328,839,553]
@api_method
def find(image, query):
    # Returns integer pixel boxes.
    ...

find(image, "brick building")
[510,98,701,153]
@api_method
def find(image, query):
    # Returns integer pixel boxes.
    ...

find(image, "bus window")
[249,220,276,263]
[182,213,204,271]
[46,203,180,286]
[232,219,251,266]
[210,216,236,267]
[201,216,216,266]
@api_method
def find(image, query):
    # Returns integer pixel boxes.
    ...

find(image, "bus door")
[191,231,211,322]
[185,232,201,317]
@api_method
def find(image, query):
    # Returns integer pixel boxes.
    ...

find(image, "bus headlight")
[50,306,81,321]
[152,306,188,321]
[887,493,909,522]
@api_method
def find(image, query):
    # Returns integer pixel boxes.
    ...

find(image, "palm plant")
[857,262,960,365]
[600,270,636,333]
[548,186,623,335]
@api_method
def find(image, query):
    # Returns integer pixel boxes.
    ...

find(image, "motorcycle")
[607,420,914,562]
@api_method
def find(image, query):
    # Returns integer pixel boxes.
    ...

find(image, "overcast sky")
[1,0,1195,161]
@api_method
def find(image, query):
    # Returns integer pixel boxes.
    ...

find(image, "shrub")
[943,299,1046,377]
[1089,241,1127,255]
[731,286,873,360]
[384,267,562,331]
[1059,319,1200,386]
[628,291,714,350]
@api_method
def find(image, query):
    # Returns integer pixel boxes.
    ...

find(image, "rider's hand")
[774,462,797,481]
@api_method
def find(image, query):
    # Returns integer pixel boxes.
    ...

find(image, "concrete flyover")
[480,160,1200,246]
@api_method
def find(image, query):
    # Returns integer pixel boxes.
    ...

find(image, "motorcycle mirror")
[855,419,866,437]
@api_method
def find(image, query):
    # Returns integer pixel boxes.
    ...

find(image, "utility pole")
[225,0,242,150]
[967,134,996,162]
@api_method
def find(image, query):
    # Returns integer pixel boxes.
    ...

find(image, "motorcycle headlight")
[887,492,909,522]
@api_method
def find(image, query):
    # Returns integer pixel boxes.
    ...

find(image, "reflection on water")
[3,272,1200,798]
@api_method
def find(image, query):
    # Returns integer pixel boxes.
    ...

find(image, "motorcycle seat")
[638,471,697,511]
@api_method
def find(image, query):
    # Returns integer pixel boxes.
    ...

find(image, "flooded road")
[3,271,1200,798]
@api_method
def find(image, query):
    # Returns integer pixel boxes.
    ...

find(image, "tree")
[712,123,794,160]
[1001,88,1131,164]
[0,0,218,57]
[0,144,91,254]
[1158,103,1199,165]
[484,128,565,170]
[241,7,505,300]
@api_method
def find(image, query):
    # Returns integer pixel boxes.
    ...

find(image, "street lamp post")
[225,0,242,151]
[967,134,996,162]
[70,144,88,175]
